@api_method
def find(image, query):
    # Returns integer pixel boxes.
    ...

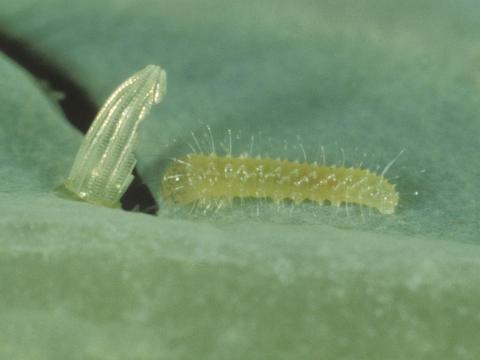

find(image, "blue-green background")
[1,1,479,358]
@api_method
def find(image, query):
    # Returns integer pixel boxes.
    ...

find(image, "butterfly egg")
[60,65,167,207]
[160,153,399,215]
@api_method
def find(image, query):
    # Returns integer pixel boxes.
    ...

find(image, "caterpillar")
[160,152,399,215]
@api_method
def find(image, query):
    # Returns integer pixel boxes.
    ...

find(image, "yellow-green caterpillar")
[161,153,399,215]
